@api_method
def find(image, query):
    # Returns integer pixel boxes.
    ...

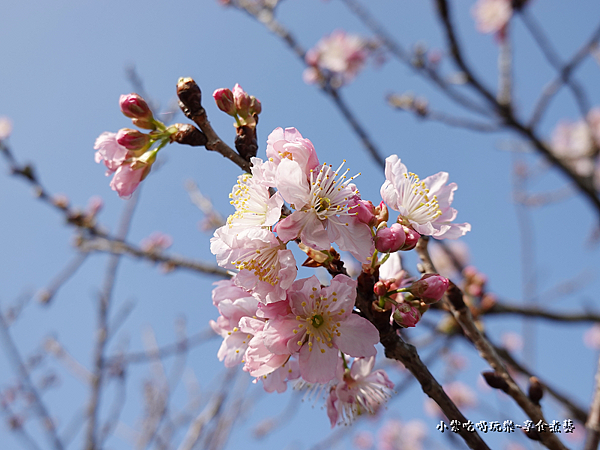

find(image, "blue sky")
[1,1,600,449]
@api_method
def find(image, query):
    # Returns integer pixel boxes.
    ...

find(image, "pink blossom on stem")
[380,155,471,239]
[275,160,374,263]
[471,0,512,35]
[326,356,394,427]
[392,302,421,328]
[262,275,379,384]
[119,93,152,119]
[140,232,173,253]
[108,149,156,198]
[94,132,130,172]
[213,88,236,115]
[407,274,449,304]
[259,357,300,393]
[239,316,290,377]
[266,127,320,177]
[210,278,259,368]
[304,30,368,86]
[375,223,406,253]
[210,227,297,304]
[116,128,151,151]
[225,169,283,229]
[0,116,12,140]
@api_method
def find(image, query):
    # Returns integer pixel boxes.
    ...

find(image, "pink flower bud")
[373,281,388,297]
[233,84,251,118]
[408,274,449,304]
[399,225,420,251]
[375,223,406,253]
[392,302,421,328]
[249,96,262,115]
[213,88,236,115]
[353,200,376,226]
[119,94,152,120]
[116,128,151,151]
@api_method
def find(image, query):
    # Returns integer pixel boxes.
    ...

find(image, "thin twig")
[519,9,591,121]
[484,303,600,323]
[77,236,230,277]
[85,193,140,450]
[529,21,600,128]
[0,309,65,450]
[38,252,89,305]
[339,0,494,117]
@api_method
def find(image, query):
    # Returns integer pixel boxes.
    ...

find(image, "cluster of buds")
[95,94,183,198]
[374,273,448,328]
[374,221,420,253]
[213,84,262,161]
[213,84,261,129]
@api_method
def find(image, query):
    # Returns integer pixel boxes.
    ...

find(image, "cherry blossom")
[471,0,512,35]
[211,227,297,304]
[380,155,471,239]
[262,275,379,383]
[304,30,368,86]
[326,356,394,427]
[275,160,374,263]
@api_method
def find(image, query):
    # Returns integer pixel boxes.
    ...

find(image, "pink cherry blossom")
[407,274,449,304]
[275,161,374,263]
[304,30,368,86]
[375,223,406,253]
[238,316,290,377]
[94,132,130,172]
[225,170,283,229]
[471,0,512,35]
[0,116,12,140]
[380,155,471,239]
[259,357,300,393]
[326,356,394,427]
[266,127,320,177]
[262,275,379,383]
[392,302,421,328]
[551,117,597,178]
[109,162,147,198]
[140,232,173,253]
[378,419,427,450]
[210,279,259,368]
[210,227,297,304]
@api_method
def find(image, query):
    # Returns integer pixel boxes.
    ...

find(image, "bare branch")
[77,235,230,277]
[416,237,569,450]
[0,310,65,450]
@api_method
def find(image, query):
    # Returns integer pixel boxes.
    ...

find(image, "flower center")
[401,172,442,223]
[308,161,359,221]
[310,314,325,328]
[234,245,281,285]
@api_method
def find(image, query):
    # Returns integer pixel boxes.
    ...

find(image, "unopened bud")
[353,200,376,226]
[528,377,543,405]
[392,302,421,328]
[233,83,251,118]
[373,281,388,297]
[408,274,449,304]
[116,128,151,151]
[399,225,420,251]
[482,371,509,392]
[375,223,406,253]
[213,88,236,115]
[249,96,262,115]
[120,94,152,120]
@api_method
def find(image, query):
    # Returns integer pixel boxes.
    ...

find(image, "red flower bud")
[213,88,236,115]
[399,225,420,251]
[408,274,449,304]
[119,94,152,120]
[375,223,406,253]
[392,302,421,328]
[116,128,151,151]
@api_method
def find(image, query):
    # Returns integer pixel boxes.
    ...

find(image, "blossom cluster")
[95,94,179,198]
[209,123,470,425]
